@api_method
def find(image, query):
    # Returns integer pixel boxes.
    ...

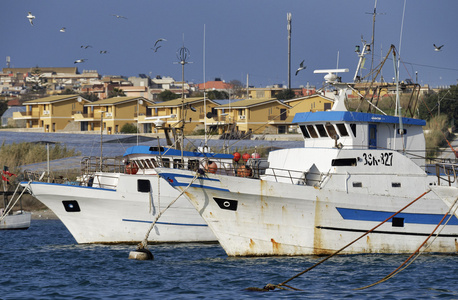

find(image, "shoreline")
[30,209,58,220]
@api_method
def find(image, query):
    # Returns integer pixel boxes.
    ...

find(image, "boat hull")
[24,174,216,244]
[159,169,458,256]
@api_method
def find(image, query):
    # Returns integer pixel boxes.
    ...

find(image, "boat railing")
[434,162,458,186]
[153,158,319,184]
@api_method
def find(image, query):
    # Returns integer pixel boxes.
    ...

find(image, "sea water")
[1,219,457,299]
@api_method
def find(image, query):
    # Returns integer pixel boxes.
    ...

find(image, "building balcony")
[13,111,40,119]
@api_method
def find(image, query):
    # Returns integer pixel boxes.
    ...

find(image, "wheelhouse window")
[161,158,170,168]
[335,123,349,137]
[188,159,199,171]
[306,125,319,138]
[325,123,338,139]
[350,124,357,137]
[316,124,328,137]
[300,125,310,138]
[173,159,183,169]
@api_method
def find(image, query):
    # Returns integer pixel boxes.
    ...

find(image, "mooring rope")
[247,189,431,292]
[137,170,201,250]
[356,194,458,290]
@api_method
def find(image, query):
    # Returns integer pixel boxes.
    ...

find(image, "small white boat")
[1,187,31,230]
[0,209,31,230]
[22,146,234,244]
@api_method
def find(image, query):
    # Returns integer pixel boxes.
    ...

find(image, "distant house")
[283,94,334,133]
[75,96,154,134]
[13,94,91,132]
[1,106,26,127]
[144,97,219,134]
[247,87,285,99]
[212,98,292,135]
[196,79,234,91]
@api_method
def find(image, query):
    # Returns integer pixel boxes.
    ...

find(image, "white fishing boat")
[22,146,234,243]
[156,70,458,256]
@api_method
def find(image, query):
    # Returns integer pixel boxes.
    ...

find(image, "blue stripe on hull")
[122,219,208,227]
[337,207,458,225]
[160,172,230,192]
[24,181,116,192]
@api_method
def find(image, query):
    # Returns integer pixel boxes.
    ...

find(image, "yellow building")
[210,95,334,135]
[212,98,292,135]
[144,97,219,134]
[247,87,284,99]
[283,94,334,132]
[13,95,91,132]
[73,96,154,134]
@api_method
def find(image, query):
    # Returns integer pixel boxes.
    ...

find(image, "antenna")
[314,69,349,83]
[365,0,385,79]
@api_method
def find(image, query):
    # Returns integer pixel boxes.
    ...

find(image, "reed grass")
[0,142,80,171]
[424,115,452,158]
[0,142,81,210]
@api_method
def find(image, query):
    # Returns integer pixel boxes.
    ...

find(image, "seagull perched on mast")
[433,44,444,51]
[295,60,306,76]
[27,12,35,26]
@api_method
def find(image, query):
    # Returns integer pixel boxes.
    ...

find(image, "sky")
[1,0,458,89]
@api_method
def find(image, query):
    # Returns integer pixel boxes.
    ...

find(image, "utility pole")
[287,13,292,89]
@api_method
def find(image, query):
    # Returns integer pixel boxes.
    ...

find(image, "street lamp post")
[100,111,104,171]
[137,99,143,145]
[438,90,451,117]
[176,44,191,162]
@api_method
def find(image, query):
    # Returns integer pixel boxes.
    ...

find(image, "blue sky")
[1,0,457,89]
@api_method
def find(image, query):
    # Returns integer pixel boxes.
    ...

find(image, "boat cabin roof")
[293,111,426,126]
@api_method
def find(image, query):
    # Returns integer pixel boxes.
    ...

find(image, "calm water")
[1,220,457,299]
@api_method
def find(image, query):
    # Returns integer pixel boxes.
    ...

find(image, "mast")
[287,13,292,89]
[203,24,207,147]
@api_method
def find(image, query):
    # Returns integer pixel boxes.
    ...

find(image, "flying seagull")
[154,38,167,48]
[60,27,66,33]
[151,45,161,52]
[152,38,166,52]
[74,59,87,64]
[100,50,108,54]
[112,14,127,19]
[295,60,306,76]
[433,44,444,51]
[81,45,92,49]
[27,12,35,26]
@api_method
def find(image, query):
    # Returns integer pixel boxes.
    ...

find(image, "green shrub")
[120,123,138,133]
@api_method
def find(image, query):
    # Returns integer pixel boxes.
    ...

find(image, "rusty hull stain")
[313,195,323,255]
[249,238,256,250]
[271,238,281,254]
